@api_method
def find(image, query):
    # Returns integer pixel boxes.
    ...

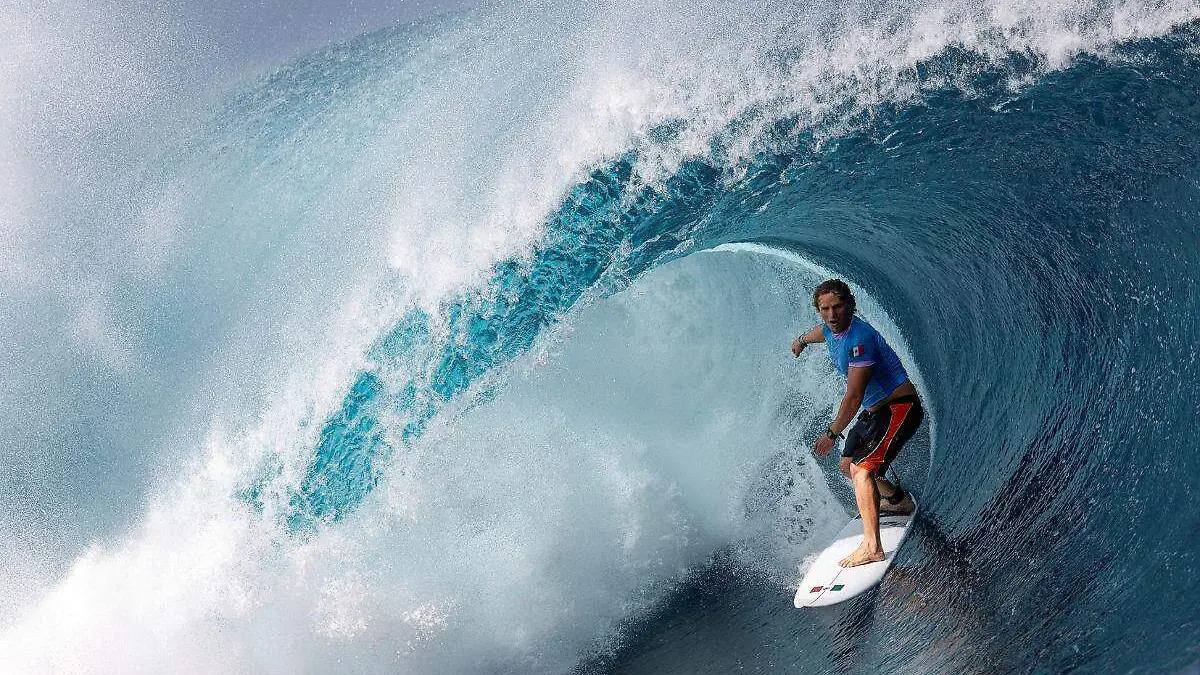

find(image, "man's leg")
[876,475,898,497]
[843,453,911,514]
[840,462,886,567]
[864,398,924,514]
[876,475,915,513]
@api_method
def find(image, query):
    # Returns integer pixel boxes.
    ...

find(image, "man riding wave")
[792,279,923,568]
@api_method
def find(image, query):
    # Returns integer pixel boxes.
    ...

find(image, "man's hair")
[812,279,856,312]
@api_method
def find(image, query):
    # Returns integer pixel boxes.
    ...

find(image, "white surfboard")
[794,501,917,608]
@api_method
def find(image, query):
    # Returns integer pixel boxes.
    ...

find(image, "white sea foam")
[1,249,854,673]
[1,0,1196,672]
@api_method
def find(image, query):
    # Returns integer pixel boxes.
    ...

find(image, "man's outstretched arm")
[791,325,826,356]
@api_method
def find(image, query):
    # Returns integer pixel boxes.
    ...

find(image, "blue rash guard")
[821,316,909,410]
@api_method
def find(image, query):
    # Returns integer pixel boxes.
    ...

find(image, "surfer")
[791,279,923,568]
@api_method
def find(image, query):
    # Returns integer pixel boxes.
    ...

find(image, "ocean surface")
[2,1,1199,673]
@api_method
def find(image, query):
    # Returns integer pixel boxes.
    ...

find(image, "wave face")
[2,1,1199,673]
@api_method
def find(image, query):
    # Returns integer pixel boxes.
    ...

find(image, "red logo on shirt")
[852,345,864,357]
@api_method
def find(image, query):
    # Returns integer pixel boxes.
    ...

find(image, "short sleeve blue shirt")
[821,316,909,409]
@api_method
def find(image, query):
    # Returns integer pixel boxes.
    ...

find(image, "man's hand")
[813,434,835,457]
[791,338,807,357]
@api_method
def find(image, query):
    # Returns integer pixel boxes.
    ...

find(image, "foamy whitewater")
[2,0,1199,673]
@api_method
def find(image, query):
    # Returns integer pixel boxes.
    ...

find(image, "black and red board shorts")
[842,394,924,475]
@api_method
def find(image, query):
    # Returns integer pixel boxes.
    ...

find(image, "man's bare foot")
[839,545,885,568]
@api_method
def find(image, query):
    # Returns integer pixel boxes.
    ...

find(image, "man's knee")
[849,461,876,485]
[838,457,852,478]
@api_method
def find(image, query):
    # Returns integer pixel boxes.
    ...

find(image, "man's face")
[817,292,852,333]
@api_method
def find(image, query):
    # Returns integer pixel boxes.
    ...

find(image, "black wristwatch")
[826,426,843,441]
